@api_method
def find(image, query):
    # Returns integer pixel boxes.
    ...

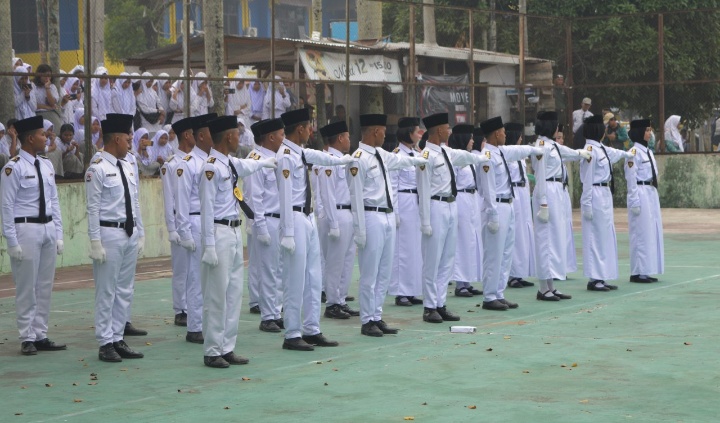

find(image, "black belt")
[364,206,393,213]
[637,181,653,186]
[593,182,609,187]
[547,177,563,183]
[512,182,526,187]
[214,219,241,227]
[496,198,513,204]
[398,189,417,194]
[189,212,201,215]
[457,188,476,194]
[264,213,280,218]
[336,205,351,210]
[15,216,53,224]
[292,206,312,215]
[100,220,134,229]
[431,195,456,203]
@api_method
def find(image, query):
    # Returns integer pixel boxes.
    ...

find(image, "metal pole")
[408,3,415,116]
[83,0,92,167]
[565,19,573,143]
[270,0,276,118]
[469,9,475,123]
[518,0,526,126]
[0,0,13,124]
[47,0,60,90]
[183,0,191,118]
[658,13,665,152]
[345,0,350,131]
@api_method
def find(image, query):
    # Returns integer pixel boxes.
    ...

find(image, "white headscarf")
[72,108,85,143]
[13,67,36,120]
[70,64,85,75]
[132,127,150,153]
[63,76,80,96]
[113,71,136,115]
[91,66,112,120]
[137,71,161,114]
[151,130,173,161]
[90,116,101,147]
[43,119,54,132]
[664,115,683,152]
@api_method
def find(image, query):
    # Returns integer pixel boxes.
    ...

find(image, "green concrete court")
[1,209,719,423]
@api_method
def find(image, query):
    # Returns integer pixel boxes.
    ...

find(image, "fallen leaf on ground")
[572,363,578,367]
[332,368,338,371]
[522,370,530,374]
[241,377,251,381]
[45,383,52,387]
[579,399,589,404]
[468,405,477,409]
[684,342,692,345]
[224,406,230,410]
[403,417,415,421]
[145,342,152,346]
[120,368,128,372]
[421,402,427,405]
[324,382,328,386]
[486,348,493,351]
[73,399,82,403]
[503,336,511,340]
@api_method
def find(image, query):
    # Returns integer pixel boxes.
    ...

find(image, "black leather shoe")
[174,312,187,327]
[360,322,384,337]
[630,275,653,283]
[407,296,424,305]
[345,295,355,302]
[603,282,618,290]
[498,299,519,309]
[552,290,572,300]
[537,290,560,301]
[375,320,399,334]
[34,338,67,351]
[324,304,351,319]
[302,333,339,347]
[340,303,360,316]
[222,351,249,365]
[98,343,121,362]
[21,341,38,356]
[321,291,327,303]
[437,306,461,321]
[647,276,659,282]
[275,318,285,329]
[124,322,147,336]
[249,305,261,314]
[481,300,509,311]
[423,307,443,323]
[587,282,610,292]
[454,288,473,297]
[395,296,412,306]
[113,340,144,358]
[260,320,282,333]
[467,286,483,295]
[519,279,535,287]
[204,355,230,368]
[186,331,204,343]
[507,278,525,288]
[282,337,315,351]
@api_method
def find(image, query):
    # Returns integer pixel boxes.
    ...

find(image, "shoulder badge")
[205,170,214,180]
[587,146,593,152]
[419,165,425,171]
[628,161,634,168]
[177,168,184,177]
[284,148,291,154]
[254,155,260,160]
[249,152,256,159]
[282,169,290,179]
[184,155,192,161]
[93,157,103,164]
[208,157,216,164]
[325,169,332,177]
[354,150,362,158]
[314,168,319,175]
[11,156,20,162]
[483,165,490,173]
[85,172,91,182]
[422,150,429,159]
[4,167,12,176]
[539,140,545,146]
[485,151,491,159]
[393,147,399,153]
[350,167,358,177]
[161,168,167,175]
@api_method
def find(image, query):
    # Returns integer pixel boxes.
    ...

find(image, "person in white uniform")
[244,121,263,316]
[389,117,425,307]
[554,127,578,274]
[316,121,360,319]
[580,114,635,291]
[276,108,351,350]
[625,119,664,283]
[175,113,217,344]
[504,123,536,289]
[416,113,489,322]
[199,115,276,368]
[245,118,286,333]
[85,113,146,362]
[1,116,66,356]
[161,117,195,327]
[477,116,542,311]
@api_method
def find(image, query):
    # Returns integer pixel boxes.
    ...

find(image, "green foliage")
[105,0,171,63]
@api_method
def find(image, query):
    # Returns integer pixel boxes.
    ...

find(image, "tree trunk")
[357,0,383,114]
[36,0,48,64]
[47,0,60,89]
[312,0,326,130]
[203,0,225,116]
[422,0,436,45]
[90,0,104,68]
[489,0,497,52]
[0,0,13,124]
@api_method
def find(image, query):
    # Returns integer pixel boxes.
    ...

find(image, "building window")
[274,4,307,39]
[11,0,40,54]
[224,0,240,35]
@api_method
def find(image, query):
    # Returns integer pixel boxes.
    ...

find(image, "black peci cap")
[13,115,44,135]
[359,114,387,127]
[479,116,504,135]
[256,118,285,137]
[207,116,239,135]
[171,116,194,135]
[422,113,448,130]
[193,113,218,130]
[397,117,420,129]
[101,113,134,135]
[280,108,310,127]
[319,121,349,138]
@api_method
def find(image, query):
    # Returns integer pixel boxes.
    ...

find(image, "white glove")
[624,150,636,159]
[280,236,295,254]
[578,149,592,160]
[421,225,433,237]
[411,157,428,166]
[168,231,180,244]
[537,206,549,223]
[474,154,490,164]
[583,209,593,221]
[89,240,106,263]
[56,240,64,255]
[202,246,219,266]
[137,236,145,256]
[245,223,253,236]
[395,213,400,228]
[257,233,271,246]
[630,207,641,216]
[339,155,354,165]
[487,221,499,234]
[7,245,23,261]
[328,227,340,239]
[260,157,278,169]
[354,233,366,248]
[179,237,196,252]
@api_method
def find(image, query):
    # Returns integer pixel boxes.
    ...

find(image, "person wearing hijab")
[164,124,178,150]
[72,109,86,145]
[262,76,291,120]
[554,126,577,275]
[0,120,19,169]
[663,115,684,152]
[625,119,664,283]
[69,64,84,76]
[57,123,84,179]
[112,72,136,116]
[249,79,265,123]
[226,76,252,128]
[42,120,64,177]
[0,122,7,169]
[33,64,62,130]
[168,71,188,123]
[190,72,214,117]
[154,73,172,124]
[14,67,37,120]
[150,129,173,164]
[90,66,113,121]
[132,128,160,176]
[136,72,166,133]
[61,76,83,125]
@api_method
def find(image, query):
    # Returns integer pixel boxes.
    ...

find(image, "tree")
[105,0,174,63]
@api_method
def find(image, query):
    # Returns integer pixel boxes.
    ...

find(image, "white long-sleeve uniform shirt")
[316,146,351,231]
[245,145,280,238]
[531,136,585,206]
[175,146,208,241]
[160,149,182,233]
[478,144,537,221]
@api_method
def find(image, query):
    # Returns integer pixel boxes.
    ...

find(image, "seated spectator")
[664,115,684,152]
[90,66,113,121]
[150,129,173,165]
[190,72,214,117]
[133,128,161,176]
[14,67,37,120]
[0,119,19,170]
[604,113,629,150]
[43,119,65,177]
[34,64,63,130]
[137,71,166,133]
[61,76,83,125]
[57,123,84,179]
[164,124,178,150]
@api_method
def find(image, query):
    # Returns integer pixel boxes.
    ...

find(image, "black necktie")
[228,161,255,219]
[374,149,393,210]
[648,150,658,189]
[117,161,134,237]
[498,149,515,198]
[34,159,47,220]
[301,151,312,214]
[470,165,477,189]
[409,151,414,157]
[599,145,615,194]
[552,143,565,183]
[516,161,526,184]
[440,147,457,197]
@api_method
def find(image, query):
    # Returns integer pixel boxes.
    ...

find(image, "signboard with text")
[299,49,402,92]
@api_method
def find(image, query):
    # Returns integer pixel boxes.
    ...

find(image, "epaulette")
[184,155,192,161]
[393,147,399,153]
[284,148,291,154]
[587,146,593,152]
[249,152,256,159]
[10,156,20,162]
[254,155,260,160]
[422,150,429,159]
[93,157,103,164]
[354,150,362,158]
[208,157,216,164]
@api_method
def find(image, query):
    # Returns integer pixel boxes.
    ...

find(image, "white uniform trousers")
[452,192,482,283]
[628,186,664,276]
[246,228,260,308]
[323,210,356,306]
[257,216,283,321]
[281,212,322,339]
[563,189,578,273]
[10,222,57,342]
[358,211,396,324]
[93,227,138,346]
[170,242,189,314]
[581,187,618,281]
[390,192,423,296]
[481,203,515,302]
[533,183,570,280]
[509,186,536,278]
[421,201,458,309]
[317,215,330,295]
[201,223,245,357]
[186,217,204,332]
